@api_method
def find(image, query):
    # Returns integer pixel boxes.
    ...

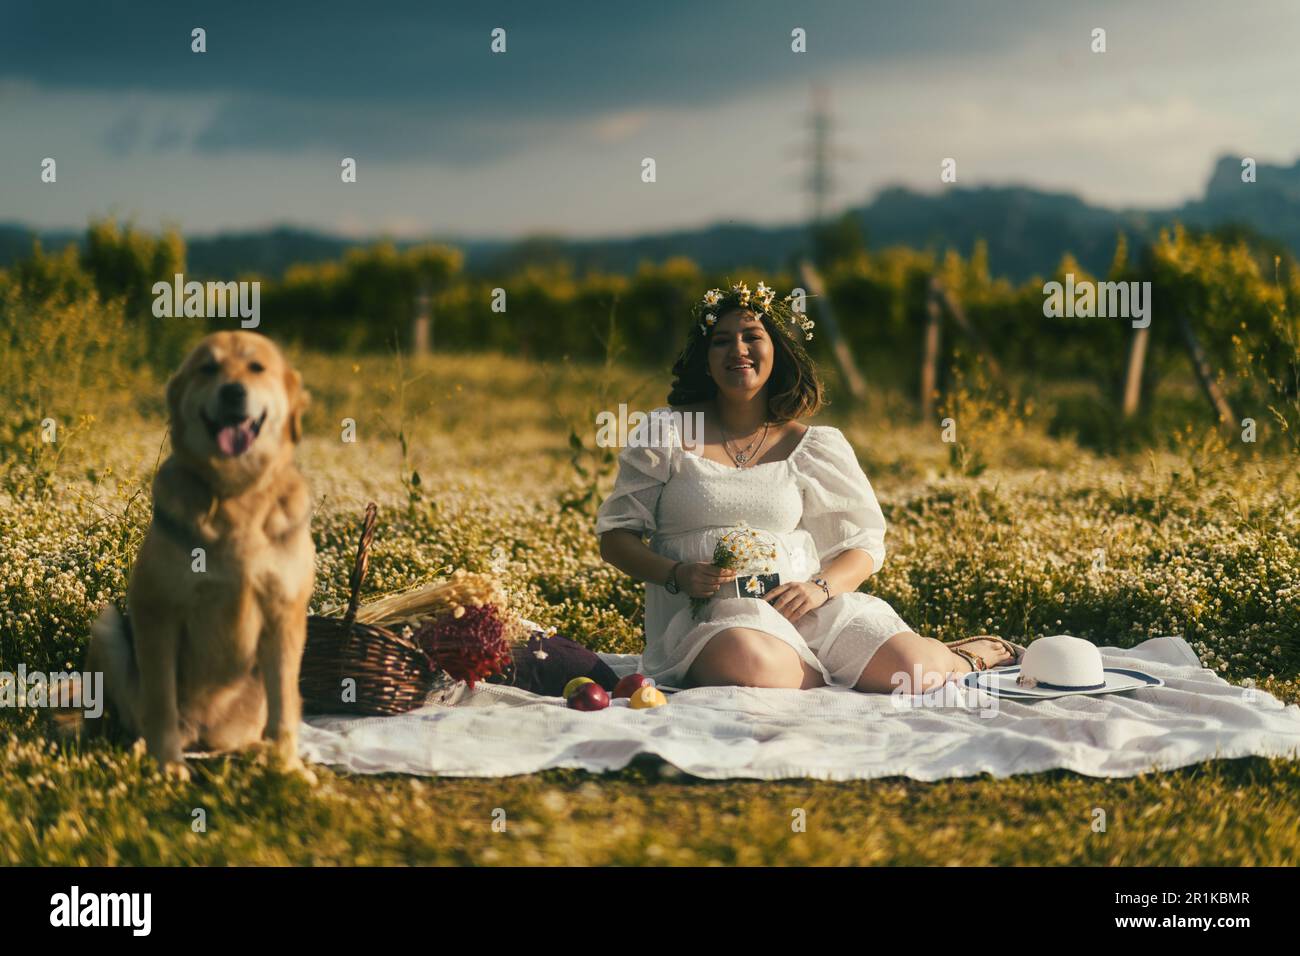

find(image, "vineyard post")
[412,281,432,356]
[799,258,867,400]
[1122,325,1150,417]
[921,276,944,420]
[1178,312,1237,430]
[935,279,1004,382]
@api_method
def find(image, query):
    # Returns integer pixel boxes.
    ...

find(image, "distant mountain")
[4,154,1298,283]
[1175,154,1300,253]
[858,184,1149,280]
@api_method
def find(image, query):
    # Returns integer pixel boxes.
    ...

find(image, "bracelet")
[812,575,831,601]
[665,562,683,594]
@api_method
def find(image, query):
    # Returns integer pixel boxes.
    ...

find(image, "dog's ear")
[165,368,187,439]
[284,366,309,443]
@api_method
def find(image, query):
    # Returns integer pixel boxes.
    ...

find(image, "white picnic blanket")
[297,636,1300,780]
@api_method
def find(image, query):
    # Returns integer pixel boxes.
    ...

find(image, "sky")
[2,0,1299,240]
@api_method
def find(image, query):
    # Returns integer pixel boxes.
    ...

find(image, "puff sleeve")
[594,425,675,539]
[793,427,887,573]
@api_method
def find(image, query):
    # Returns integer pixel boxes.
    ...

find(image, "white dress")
[594,407,913,690]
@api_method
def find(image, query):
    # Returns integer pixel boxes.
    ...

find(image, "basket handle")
[344,502,379,625]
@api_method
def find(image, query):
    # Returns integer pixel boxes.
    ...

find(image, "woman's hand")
[678,562,737,599]
[764,581,828,623]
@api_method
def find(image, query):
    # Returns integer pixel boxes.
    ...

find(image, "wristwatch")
[665,562,683,594]
[812,576,832,601]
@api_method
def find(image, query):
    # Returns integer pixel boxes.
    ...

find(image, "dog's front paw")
[251,738,276,768]
[288,762,319,787]
[161,760,191,783]
[252,740,317,784]
[145,734,188,779]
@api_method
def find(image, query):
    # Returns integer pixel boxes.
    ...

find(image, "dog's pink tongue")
[216,421,254,456]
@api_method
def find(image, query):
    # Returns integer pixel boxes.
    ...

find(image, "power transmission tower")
[798,84,866,399]
[808,84,834,227]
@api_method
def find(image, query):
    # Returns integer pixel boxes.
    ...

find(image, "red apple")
[613,673,652,699]
[567,683,610,711]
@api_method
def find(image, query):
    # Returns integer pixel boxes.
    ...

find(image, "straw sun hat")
[962,634,1164,700]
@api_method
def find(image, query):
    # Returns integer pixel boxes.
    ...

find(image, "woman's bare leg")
[800,659,827,689]
[686,627,826,689]
[852,631,971,695]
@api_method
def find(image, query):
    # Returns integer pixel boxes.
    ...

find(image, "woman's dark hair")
[667,299,826,422]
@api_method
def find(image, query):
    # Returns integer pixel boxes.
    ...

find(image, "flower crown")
[692,281,815,342]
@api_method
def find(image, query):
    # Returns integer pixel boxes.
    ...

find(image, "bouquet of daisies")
[689,526,779,619]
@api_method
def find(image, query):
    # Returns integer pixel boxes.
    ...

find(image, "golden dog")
[87,331,315,780]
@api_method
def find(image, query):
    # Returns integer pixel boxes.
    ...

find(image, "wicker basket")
[301,503,456,716]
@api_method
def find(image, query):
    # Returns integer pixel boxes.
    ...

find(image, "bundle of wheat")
[302,504,516,715]
[353,569,516,633]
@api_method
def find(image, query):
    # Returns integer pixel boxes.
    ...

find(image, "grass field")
[3,348,1298,865]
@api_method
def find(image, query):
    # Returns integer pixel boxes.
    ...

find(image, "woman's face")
[707,309,775,398]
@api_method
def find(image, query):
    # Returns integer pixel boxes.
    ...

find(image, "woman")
[595,281,1023,693]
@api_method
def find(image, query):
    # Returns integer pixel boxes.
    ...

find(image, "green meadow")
[2,226,1298,865]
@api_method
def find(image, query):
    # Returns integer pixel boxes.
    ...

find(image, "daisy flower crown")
[692,281,815,342]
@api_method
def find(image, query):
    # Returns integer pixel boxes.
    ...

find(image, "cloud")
[4,0,1299,235]
[189,94,578,166]
[102,113,143,156]
[1,0,1054,166]
[151,119,187,153]
[588,110,655,144]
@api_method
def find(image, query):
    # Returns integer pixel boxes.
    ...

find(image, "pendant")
[735,452,750,465]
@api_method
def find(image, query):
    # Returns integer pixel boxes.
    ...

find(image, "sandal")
[945,635,1026,673]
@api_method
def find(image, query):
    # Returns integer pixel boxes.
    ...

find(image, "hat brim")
[964,666,1163,700]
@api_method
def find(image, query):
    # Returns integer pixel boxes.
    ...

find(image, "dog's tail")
[90,603,130,655]
[56,604,136,741]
